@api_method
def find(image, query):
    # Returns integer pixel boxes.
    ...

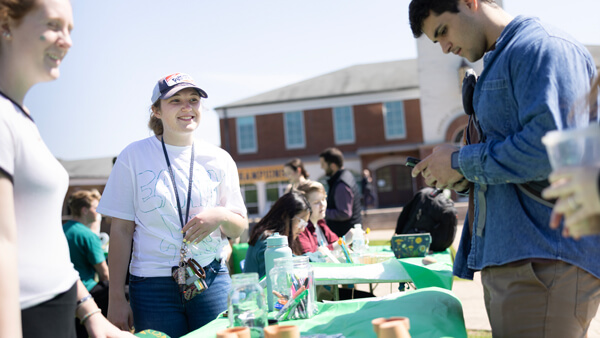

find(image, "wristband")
[451,151,461,174]
[76,294,93,308]
[79,309,101,325]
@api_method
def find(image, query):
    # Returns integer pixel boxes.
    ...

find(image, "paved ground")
[363,228,600,336]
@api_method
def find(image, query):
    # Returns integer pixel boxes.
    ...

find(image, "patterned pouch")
[171,258,208,301]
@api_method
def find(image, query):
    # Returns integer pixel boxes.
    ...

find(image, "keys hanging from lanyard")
[177,261,186,286]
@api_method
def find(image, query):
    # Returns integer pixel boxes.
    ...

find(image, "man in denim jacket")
[408,0,600,336]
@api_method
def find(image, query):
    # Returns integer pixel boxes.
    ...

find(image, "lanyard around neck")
[161,136,194,230]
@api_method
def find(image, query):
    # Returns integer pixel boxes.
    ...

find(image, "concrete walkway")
[365,228,600,335]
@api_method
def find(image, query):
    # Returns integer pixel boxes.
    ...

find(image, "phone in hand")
[405,157,421,168]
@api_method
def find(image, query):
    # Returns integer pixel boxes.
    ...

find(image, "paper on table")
[313,258,411,283]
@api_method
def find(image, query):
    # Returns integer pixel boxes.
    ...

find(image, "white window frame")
[383,101,407,140]
[236,116,257,154]
[333,106,355,144]
[240,183,258,215]
[284,111,306,149]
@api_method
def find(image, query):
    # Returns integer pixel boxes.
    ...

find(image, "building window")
[265,180,289,211]
[240,184,258,215]
[383,101,406,139]
[284,111,305,149]
[333,106,355,144]
[266,181,288,202]
[236,116,257,154]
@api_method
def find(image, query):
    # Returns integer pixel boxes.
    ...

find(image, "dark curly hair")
[408,0,495,38]
[319,147,344,168]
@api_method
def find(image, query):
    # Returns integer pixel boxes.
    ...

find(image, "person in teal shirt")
[63,190,109,338]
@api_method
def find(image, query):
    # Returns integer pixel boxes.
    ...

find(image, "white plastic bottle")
[352,223,366,253]
[264,233,292,312]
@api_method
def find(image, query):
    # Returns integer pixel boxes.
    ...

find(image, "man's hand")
[543,166,600,239]
[411,144,466,190]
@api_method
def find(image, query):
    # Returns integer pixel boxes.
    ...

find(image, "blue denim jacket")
[454,16,599,279]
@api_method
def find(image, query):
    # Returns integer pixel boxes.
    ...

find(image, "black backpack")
[395,188,458,252]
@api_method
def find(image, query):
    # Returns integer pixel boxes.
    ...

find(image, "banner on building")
[238,165,286,185]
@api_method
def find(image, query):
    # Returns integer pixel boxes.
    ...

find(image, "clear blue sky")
[25,0,600,160]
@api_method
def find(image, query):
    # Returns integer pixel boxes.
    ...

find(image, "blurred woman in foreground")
[0,0,132,336]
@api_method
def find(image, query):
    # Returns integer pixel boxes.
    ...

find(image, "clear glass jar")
[228,273,268,337]
[269,256,317,320]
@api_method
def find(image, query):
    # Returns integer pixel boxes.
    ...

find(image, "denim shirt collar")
[483,16,537,67]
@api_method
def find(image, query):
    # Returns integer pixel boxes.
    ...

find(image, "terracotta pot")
[216,327,251,338]
[263,325,300,338]
[378,320,411,338]
[371,317,410,336]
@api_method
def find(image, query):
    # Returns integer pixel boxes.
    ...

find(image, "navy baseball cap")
[151,73,208,103]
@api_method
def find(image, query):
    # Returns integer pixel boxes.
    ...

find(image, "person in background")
[319,147,362,238]
[97,73,247,337]
[64,190,110,338]
[0,0,133,336]
[87,188,103,235]
[295,181,373,300]
[360,169,375,210]
[283,158,310,193]
[244,191,311,278]
[543,76,600,239]
[408,0,600,336]
[295,181,354,254]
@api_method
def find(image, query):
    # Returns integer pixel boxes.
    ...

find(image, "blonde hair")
[148,101,163,135]
[68,189,101,217]
[296,181,326,197]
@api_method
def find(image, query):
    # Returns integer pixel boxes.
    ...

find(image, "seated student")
[63,190,110,338]
[295,181,374,300]
[244,191,311,278]
[295,181,355,254]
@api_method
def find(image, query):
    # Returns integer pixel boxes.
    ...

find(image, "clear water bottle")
[228,273,268,337]
[264,232,292,312]
[352,223,366,253]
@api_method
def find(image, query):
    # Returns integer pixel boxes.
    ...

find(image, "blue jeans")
[129,259,231,338]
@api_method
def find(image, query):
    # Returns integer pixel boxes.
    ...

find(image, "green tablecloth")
[396,249,454,290]
[184,287,467,338]
[312,246,454,290]
[232,244,453,290]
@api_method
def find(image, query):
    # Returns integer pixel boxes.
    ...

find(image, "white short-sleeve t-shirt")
[0,95,79,309]
[98,136,247,277]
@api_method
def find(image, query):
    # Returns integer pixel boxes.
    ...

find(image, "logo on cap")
[164,73,195,87]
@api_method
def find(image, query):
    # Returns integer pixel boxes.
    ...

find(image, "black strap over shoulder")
[462,69,477,117]
[517,180,556,208]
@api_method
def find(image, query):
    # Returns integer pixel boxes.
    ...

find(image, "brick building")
[216,59,447,216]
[60,43,600,220]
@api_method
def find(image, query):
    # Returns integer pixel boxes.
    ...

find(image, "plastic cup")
[541,124,600,170]
[542,123,600,237]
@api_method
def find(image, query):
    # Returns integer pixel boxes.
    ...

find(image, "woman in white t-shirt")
[98,73,248,337]
[0,1,134,337]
